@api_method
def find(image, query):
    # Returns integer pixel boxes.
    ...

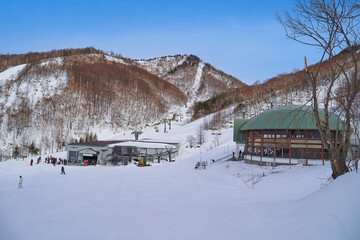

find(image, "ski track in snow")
[0,64,27,86]
[188,61,204,106]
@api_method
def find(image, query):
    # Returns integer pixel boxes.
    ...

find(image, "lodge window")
[268,148,274,157]
[308,130,321,139]
[291,149,299,159]
[277,130,289,138]
[283,148,290,158]
[247,146,253,155]
[291,130,305,138]
[263,147,269,157]
[323,149,330,159]
[254,130,261,138]
[127,147,133,154]
[264,130,274,138]
[253,147,261,156]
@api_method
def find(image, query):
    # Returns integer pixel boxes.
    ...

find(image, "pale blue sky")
[0,0,323,84]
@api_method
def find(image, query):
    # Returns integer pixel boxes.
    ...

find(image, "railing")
[208,153,233,165]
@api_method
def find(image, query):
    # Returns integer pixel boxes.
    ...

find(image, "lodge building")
[67,140,180,165]
[233,105,344,165]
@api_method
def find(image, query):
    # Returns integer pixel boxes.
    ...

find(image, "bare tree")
[277,0,360,179]
[196,125,206,146]
[186,135,196,148]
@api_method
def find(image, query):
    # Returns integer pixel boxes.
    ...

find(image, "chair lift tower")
[131,130,143,141]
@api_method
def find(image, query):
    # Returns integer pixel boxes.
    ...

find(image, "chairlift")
[195,161,207,170]
[211,131,222,135]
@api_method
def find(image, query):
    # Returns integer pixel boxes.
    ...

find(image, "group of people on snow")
[29,156,68,166]
[19,156,67,189]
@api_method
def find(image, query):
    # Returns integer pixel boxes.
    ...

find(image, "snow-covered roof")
[109,141,175,149]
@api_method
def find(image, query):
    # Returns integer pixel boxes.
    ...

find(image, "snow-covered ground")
[0,117,359,240]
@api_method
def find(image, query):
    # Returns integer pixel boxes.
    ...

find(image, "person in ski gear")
[61,166,65,175]
[18,176,23,189]
[30,159,33,166]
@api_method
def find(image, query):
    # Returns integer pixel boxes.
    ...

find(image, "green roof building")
[233,105,344,165]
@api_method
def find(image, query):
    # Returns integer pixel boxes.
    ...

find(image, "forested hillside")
[0,48,243,158]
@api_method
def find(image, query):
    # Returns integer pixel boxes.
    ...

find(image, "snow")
[1,71,67,109]
[108,141,176,149]
[0,116,359,240]
[40,57,63,66]
[190,61,204,102]
[0,55,359,239]
[0,64,27,85]
[104,55,128,65]
[135,55,187,76]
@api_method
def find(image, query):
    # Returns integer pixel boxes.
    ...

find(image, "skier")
[61,166,65,175]
[30,159,33,166]
[18,176,23,189]
[37,157,41,164]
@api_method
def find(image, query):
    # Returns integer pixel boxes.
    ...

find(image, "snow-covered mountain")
[2,46,357,159]
[135,54,246,105]
[0,48,246,157]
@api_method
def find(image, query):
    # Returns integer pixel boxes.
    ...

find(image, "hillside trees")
[0,52,189,157]
[277,0,360,179]
[12,146,20,158]
[28,142,39,155]
[0,47,102,72]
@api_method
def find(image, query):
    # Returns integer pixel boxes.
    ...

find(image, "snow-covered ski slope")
[0,115,359,240]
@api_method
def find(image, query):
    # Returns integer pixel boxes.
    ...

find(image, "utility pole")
[131,130,143,141]
[211,130,222,147]
[163,119,167,133]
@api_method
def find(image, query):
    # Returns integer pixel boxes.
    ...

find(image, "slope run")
[0,151,358,240]
[187,61,204,106]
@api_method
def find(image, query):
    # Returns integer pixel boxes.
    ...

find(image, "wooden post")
[273,129,276,166]
[305,130,308,166]
[251,130,253,162]
[289,130,292,164]
[322,142,324,165]
[260,130,263,163]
